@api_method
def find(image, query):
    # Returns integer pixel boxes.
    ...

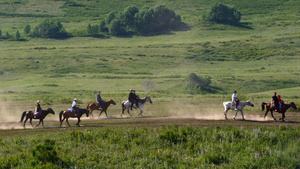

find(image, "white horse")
[121,96,153,117]
[223,101,254,120]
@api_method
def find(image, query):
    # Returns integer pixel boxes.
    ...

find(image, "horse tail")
[261,102,267,111]
[121,101,125,114]
[20,111,26,122]
[59,111,63,122]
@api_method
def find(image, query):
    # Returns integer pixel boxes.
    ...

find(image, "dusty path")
[1,112,299,137]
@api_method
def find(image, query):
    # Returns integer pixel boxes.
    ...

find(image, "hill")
[0,0,299,107]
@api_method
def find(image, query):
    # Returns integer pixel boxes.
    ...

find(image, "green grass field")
[0,0,299,168]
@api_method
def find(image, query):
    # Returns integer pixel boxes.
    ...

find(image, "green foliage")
[0,126,299,168]
[24,24,31,35]
[31,19,70,39]
[204,2,241,25]
[86,23,99,37]
[186,73,212,93]
[135,5,182,35]
[15,31,20,40]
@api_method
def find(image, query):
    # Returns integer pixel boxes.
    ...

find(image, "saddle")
[33,110,42,116]
[68,107,78,115]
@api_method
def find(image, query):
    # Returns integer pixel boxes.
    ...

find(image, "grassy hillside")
[0,0,299,112]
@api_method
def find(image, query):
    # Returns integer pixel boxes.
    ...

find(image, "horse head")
[290,102,297,110]
[247,101,254,107]
[85,109,90,117]
[146,96,153,104]
[108,99,116,105]
[47,108,55,115]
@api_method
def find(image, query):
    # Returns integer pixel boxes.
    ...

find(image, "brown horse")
[20,108,55,128]
[59,108,89,127]
[86,99,116,118]
[262,102,297,121]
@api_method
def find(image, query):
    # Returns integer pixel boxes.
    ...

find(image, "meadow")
[0,0,300,168]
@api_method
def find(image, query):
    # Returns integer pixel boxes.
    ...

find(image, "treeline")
[0,3,242,40]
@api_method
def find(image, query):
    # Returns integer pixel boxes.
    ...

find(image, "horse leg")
[233,110,239,120]
[280,113,285,121]
[24,117,28,128]
[138,108,143,117]
[90,110,94,119]
[77,118,81,127]
[264,110,269,119]
[60,117,65,127]
[42,120,44,128]
[66,118,71,127]
[127,107,132,117]
[224,109,228,120]
[29,118,34,128]
[36,119,42,127]
[241,110,245,120]
[104,110,108,118]
[98,110,103,118]
[270,111,276,121]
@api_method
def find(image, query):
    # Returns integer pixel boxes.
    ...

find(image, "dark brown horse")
[20,108,55,128]
[86,99,116,118]
[262,102,297,121]
[59,108,89,127]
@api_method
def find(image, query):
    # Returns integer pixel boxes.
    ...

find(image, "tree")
[120,6,139,32]
[135,5,182,35]
[24,24,31,35]
[105,12,116,25]
[31,19,69,39]
[15,31,21,40]
[109,19,126,36]
[87,23,99,37]
[204,2,241,25]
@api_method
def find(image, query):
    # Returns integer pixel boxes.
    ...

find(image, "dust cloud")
[0,101,28,130]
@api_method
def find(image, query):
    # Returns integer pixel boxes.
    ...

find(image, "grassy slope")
[0,0,299,109]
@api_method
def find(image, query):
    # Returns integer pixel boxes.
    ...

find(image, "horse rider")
[133,90,139,108]
[271,92,279,112]
[278,94,284,110]
[232,91,238,110]
[128,89,135,110]
[34,100,42,117]
[96,91,104,110]
[72,98,79,116]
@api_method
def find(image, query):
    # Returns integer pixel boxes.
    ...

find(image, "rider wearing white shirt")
[72,98,78,116]
[232,91,238,110]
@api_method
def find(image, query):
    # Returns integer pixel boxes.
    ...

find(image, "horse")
[121,96,153,117]
[20,108,55,128]
[223,101,254,120]
[262,102,297,121]
[59,108,89,127]
[86,99,116,118]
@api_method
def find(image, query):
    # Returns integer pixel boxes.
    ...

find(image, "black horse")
[59,108,89,127]
[20,108,55,128]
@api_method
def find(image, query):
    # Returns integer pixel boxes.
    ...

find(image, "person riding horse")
[34,100,42,118]
[129,89,139,110]
[278,94,284,110]
[272,92,279,112]
[96,91,104,110]
[232,91,239,110]
[72,98,79,116]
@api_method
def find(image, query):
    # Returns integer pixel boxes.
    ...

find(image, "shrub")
[24,24,31,35]
[31,19,70,39]
[204,2,241,25]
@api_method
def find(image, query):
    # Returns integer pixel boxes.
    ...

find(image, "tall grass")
[0,125,299,168]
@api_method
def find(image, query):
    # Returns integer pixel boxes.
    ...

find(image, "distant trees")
[31,19,69,39]
[24,24,31,35]
[203,2,241,25]
[98,5,183,36]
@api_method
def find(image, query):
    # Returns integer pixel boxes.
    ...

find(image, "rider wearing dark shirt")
[96,91,104,110]
[272,92,279,111]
